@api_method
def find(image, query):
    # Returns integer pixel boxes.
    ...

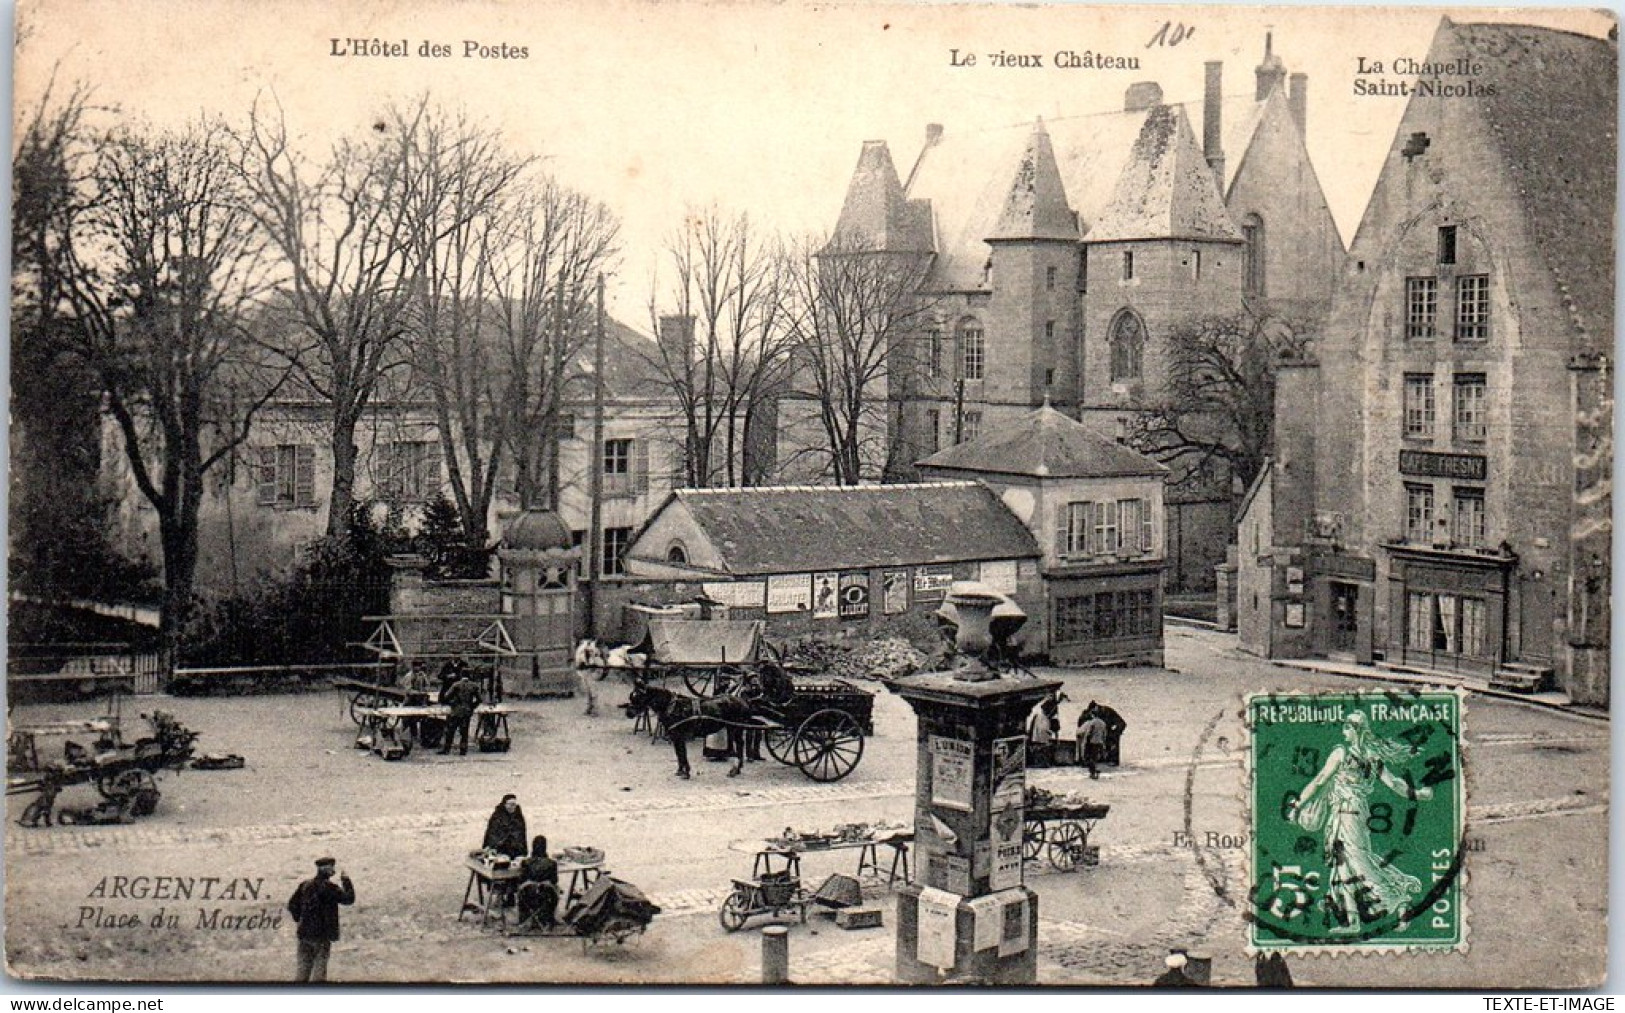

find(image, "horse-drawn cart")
[756,679,874,782]
[7,708,199,826]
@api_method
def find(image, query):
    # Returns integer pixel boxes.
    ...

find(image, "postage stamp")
[1247,690,1467,953]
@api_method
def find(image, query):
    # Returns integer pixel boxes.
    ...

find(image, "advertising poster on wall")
[812,572,839,618]
[992,735,1026,812]
[881,569,910,614]
[766,573,812,614]
[929,735,974,811]
[838,572,870,619]
[990,807,1025,892]
[913,565,955,601]
[978,559,1018,595]
[701,581,766,610]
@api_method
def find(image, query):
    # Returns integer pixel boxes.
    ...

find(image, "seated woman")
[515,835,561,929]
[483,795,528,860]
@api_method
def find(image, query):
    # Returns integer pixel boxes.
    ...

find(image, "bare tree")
[485,178,620,510]
[647,207,792,488]
[1125,308,1307,496]
[56,118,286,656]
[780,233,936,485]
[239,98,421,537]
[397,105,529,547]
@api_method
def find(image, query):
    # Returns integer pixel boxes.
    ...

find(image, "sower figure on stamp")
[288,857,355,983]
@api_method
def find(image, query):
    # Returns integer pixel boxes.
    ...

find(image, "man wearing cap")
[439,671,483,755]
[287,858,356,982]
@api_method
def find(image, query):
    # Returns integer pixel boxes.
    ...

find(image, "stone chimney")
[1203,61,1225,188]
[1255,31,1287,100]
[1123,81,1163,112]
[658,315,694,365]
[1289,72,1308,134]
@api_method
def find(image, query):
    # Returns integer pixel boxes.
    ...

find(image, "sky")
[12,0,1616,328]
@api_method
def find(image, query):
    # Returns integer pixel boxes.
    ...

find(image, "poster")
[991,735,1026,812]
[990,807,1026,892]
[700,581,765,610]
[881,569,910,614]
[812,572,839,618]
[941,854,971,896]
[915,887,960,971]
[838,572,870,619]
[913,565,956,601]
[998,892,1030,957]
[1285,602,1306,628]
[766,573,812,614]
[967,894,1004,952]
[929,735,974,811]
[978,559,1018,595]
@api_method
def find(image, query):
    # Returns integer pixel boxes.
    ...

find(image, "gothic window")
[1242,214,1265,297]
[1109,310,1144,382]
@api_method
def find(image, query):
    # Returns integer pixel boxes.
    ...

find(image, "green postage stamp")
[1248,690,1467,953]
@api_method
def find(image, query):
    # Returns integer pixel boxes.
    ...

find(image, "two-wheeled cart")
[1023,803,1110,871]
[718,848,809,932]
[7,707,199,826]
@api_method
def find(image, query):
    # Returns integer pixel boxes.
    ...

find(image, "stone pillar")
[891,667,1060,984]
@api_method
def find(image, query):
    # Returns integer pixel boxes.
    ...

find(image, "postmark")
[1246,689,1467,953]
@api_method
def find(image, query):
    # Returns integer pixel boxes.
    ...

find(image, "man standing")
[1077,706,1108,780]
[287,857,355,983]
[440,672,482,755]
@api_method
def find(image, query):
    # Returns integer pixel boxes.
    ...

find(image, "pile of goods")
[778,636,926,682]
[770,820,909,850]
[469,848,515,870]
[1025,786,1095,810]
[560,846,604,865]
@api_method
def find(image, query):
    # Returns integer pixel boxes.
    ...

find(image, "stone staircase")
[1488,661,1554,694]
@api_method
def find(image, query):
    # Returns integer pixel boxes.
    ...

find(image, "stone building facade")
[1243,19,1614,706]
[779,36,1345,592]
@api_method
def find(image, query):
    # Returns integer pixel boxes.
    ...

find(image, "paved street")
[5,625,1608,987]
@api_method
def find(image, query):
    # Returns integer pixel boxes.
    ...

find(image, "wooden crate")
[835,906,883,930]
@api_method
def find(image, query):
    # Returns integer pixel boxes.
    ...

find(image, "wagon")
[7,707,199,826]
[1023,802,1110,871]
[754,678,874,783]
[632,618,782,697]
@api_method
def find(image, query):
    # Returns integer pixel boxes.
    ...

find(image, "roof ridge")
[678,480,980,495]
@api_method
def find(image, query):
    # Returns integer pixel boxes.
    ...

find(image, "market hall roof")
[638,482,1040,576]
[915,403,1171,480]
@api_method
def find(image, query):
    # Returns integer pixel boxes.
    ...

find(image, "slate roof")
[1086,105,1243,244]
[657,482,1040,575]
[987,119,1079,242]
[915,403,1171,479]
[1447,20,1616,350]
[830,141,935,252]
[901,94,1268,288]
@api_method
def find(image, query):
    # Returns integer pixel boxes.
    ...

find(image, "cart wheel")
[1048,822,1084,872]
[763,727,795,764]
[682,669,716,698]
[718,890,749,932]
[793,709,865,782]
[1023,818,1046,861]
[349,692,375,727]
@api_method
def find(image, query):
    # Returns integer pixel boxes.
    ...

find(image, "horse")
[624,677,753,779]
[574,639,650,718]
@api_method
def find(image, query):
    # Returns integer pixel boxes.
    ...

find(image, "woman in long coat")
[483,795,528,859]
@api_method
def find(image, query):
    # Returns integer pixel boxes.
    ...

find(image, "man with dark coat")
[287,857,355,982]
[439,673,482,755]
[1093,701,1127,766]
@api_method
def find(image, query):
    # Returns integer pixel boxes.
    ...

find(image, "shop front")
[1383,544,1513,676]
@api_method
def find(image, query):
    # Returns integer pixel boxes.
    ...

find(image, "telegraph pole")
[585,275,607,636]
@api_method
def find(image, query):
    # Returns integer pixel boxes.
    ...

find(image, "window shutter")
[1054,506,1069,559]
[1140,500,1154,557]
[1119,500,1140,555]
[633,439,649,494]
[294,446,316,507]
[257,447,278,505]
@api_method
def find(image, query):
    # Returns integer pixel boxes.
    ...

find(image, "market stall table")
[731,830,914,887]
[356,703,513,760]
[459,853,606,930]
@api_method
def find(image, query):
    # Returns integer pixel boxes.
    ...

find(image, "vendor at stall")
[516,835,561,929]
[482,795,528,859]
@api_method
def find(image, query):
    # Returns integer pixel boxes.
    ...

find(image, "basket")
[760,878,800,907]
[812,873,862,909]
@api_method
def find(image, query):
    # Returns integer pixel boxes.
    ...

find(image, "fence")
[7,643,165,702]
